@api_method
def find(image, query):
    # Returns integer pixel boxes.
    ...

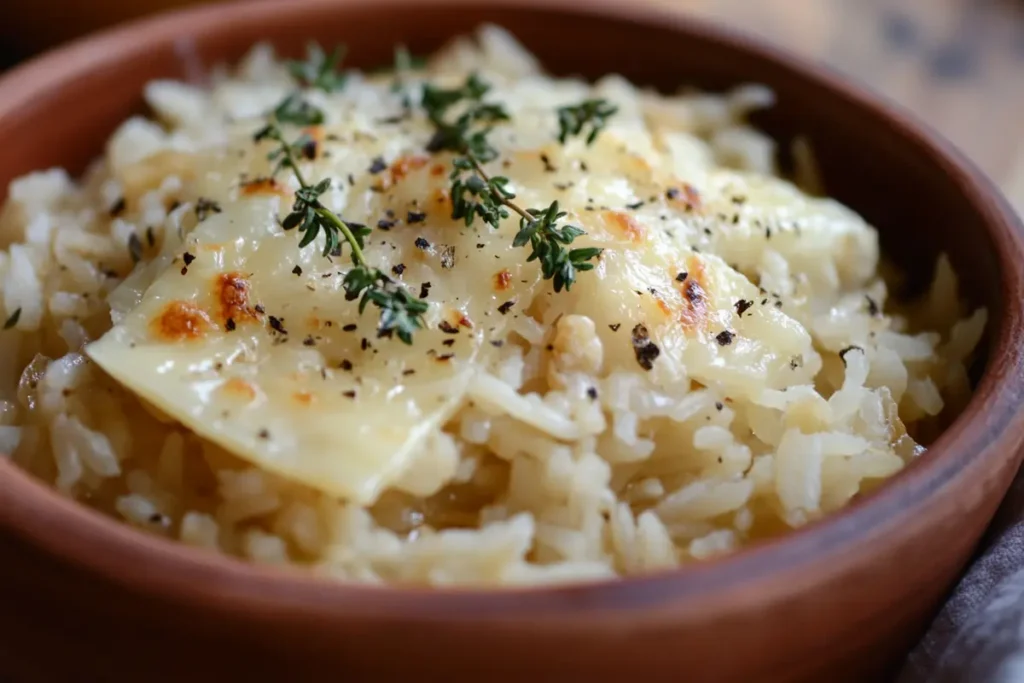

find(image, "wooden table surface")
[5,0,1024,207]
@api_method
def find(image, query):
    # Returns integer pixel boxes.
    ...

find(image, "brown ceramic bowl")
[1,1,1022,681]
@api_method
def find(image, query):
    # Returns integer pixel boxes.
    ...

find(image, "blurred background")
[3,0,1024,208]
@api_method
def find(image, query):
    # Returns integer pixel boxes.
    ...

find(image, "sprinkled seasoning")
[675,272,688,282]
[866,295,880,317]
[715,330,735,346]
[342,323,357,332]
[438,321,459,334]
[377,218,395,231]
[128,234,143,264]
[715,401,724,411]
[665,187,680,200]
[343,390,357,399]
[339,359,353,371]
[183,252,196,267]
[109,197,126,217]
[407,211,426,224]
[631,324,660,371]
[3,308,21,330]
[440,245,456,269]
[392,264,406,276]
[497,300,515,315]
[225,317,236,332]
[303,335,317,346]
[368,156,387,174]
[489,339,504,347]
[415,237,431,250]
[419,282,431,299]
[292,265,303,276]
[734,299,753,317]
[258,429,270,440]
[301,138,318,160]
[436,353,454,362]
[540,153,556,173]
[626,200,644,210]
[609,323,621,332]
[146,227,156,248]
[268,316,287,334]
[586,387,599,400]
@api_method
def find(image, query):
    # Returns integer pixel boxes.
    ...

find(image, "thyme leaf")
[557,98,618,145]
[287,42,348,92]
[421,74,603,292]
[256,95,427,344]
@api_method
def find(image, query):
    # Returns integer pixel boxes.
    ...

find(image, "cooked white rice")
[0,25,985,586]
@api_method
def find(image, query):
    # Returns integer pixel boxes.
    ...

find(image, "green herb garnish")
[287,42,348,92]
[422,74,604,292]
[255,97,427,344]
[557,98,618,145]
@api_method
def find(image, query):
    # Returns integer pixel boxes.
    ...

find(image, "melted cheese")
[87,47,878,504]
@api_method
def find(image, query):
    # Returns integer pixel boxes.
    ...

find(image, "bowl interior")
[0,0,1016,609]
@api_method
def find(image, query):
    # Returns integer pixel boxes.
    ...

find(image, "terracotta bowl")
[1,1,1022,681]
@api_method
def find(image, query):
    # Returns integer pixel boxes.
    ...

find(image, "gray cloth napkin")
[897,468,1024,683]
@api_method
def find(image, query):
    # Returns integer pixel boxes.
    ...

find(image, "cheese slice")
[89,145,541,504]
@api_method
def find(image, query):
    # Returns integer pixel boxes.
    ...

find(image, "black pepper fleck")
[368,156,387,174]
[392,264,406,276]
[631,324,661,371]
[377,218,395,231]
[195,198,222,221]
[866,296,880,317]
[675,272,688,282]
[609,323,621,332]
[587,387,598,400]
[715,330,735,346]
[407,211,426,224]
[438,321,459,335]
[128,233,143,263]
[303,335,316,347]
[735,299,753,317]
[339,359,353,371]
[109,197,126,217]
[269,316,287,334]
[415,237,430,250]
[440,245,456,269]
[343,390,357,399]
[225,317,236,332]
[292,265,302,276]
[419,282,431,299]
[497,300,515,315]
[258,429,270,439]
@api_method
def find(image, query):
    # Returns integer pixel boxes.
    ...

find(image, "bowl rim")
[1,0,1023,624]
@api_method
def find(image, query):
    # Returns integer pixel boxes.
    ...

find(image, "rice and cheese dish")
[0,26,986,586]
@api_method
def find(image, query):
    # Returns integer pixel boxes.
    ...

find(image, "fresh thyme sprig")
[556,99,618,145]
[286,42,348,92]
[254,96,427,344]
[421,75,605,292]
